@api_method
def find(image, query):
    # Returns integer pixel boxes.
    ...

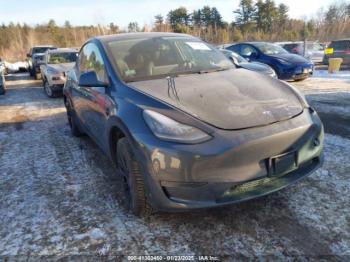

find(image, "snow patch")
[313,70,350,80]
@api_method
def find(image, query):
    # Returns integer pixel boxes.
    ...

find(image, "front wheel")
[44,80,55,98]
[117,138,153,216]
[65,98,84,137]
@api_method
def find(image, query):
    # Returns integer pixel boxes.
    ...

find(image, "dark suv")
[323,39,350,65]
[63,33,323,216]
[279,42,324,63]
[27,46,56,79]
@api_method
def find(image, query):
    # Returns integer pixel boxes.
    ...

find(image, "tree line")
[0,0,349,62]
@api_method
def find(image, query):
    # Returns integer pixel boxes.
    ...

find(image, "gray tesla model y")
[63,33,324,216]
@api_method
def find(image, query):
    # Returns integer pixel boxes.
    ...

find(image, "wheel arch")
[107,118,136,167]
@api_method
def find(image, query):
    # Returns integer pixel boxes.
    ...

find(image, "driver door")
[76,43,111,148]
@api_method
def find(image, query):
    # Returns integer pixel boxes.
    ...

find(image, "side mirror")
[79,71,108,87]
[230,57,239,66]
[26,53,31,58]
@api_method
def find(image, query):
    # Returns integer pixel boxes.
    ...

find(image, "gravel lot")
[0,73,349,260]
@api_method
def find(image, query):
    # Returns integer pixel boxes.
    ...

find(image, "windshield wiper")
[196,67,231,74]
[124,67,232,83]
[174,67,231,77]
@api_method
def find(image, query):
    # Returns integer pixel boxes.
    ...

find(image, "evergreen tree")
[234,0,256,33]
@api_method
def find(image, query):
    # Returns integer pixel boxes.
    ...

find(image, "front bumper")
[134,108,324,211]
[279,65,313,80]
[50,84,64,92]
[48,75,66,88]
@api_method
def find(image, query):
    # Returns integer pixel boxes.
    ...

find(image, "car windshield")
[254,43,288,55]
[48,52,78,64]
[33,47,55,54]
[107,36,233,82]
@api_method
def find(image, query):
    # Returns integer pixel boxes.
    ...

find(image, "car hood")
[130,68,304,130]
[48,63,75,73]
[270,53,310,64]
[239,62,273,73]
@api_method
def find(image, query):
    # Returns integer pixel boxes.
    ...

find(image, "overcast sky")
[0,0,339,28]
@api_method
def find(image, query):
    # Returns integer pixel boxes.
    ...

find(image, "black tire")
[294,77,308,82]
[117,138,153,216]
[44,80,55,98]
[65,98,84,137]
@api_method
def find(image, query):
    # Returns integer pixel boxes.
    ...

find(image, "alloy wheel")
[44,81,53,97]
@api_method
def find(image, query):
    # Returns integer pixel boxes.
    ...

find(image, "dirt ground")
[0,73,349,260]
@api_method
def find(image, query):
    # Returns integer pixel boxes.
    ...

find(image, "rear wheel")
[117,138,153,216]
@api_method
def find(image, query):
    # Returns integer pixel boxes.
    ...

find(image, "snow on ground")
[0,74,349,259]
[4,62,29,73]
[293,70,350,95]
[313,69,350,80]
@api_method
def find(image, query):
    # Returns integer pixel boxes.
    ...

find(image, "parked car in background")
[0,62,5,95]
[41,48,78,97]
[27,45,56,79]
[277,41,324,63]
[220,49,276,78]
[3,61,29,74]
[0,58,5,73]
[225,42,314,81]
[323,39,350,65]
[64,33,324,216]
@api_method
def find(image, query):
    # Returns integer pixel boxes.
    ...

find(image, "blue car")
[225,42,314,81]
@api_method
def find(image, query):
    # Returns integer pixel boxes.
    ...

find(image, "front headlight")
[143,110,211,144]
[284,82,310,108]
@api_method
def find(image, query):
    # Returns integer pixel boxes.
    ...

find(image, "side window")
[78,43,108,83]
[330,41,348,51]
[241,45,257,56]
